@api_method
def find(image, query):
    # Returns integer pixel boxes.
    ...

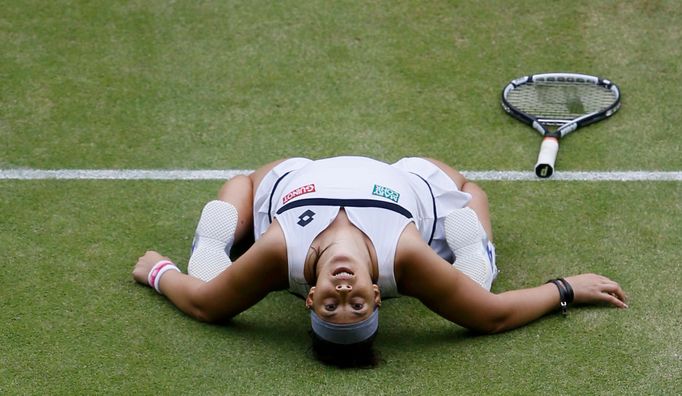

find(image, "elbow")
[471,316,507,335]
[190,303,231,324]
[190,306,219,323]
[469,299,512,335]
[185,287,229,324]
[483,318,508,335]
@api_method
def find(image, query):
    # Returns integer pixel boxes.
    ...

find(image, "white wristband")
[148,260,181,294]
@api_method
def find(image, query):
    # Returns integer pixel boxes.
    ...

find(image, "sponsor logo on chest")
[283,184,316,204]
[372,184,400,203]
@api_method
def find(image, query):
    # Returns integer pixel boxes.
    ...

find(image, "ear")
[372,284,382,307]
[305,286,316,310]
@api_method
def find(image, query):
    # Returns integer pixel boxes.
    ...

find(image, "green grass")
[3,0,681,171]
[2,181,680,394]
[1,1,681,394]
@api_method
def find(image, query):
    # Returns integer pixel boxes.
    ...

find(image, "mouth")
[332,267,355,279]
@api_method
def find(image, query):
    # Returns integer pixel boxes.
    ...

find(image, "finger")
[598,282,628,308]
[602,292,629,308]
[601,282,628,303]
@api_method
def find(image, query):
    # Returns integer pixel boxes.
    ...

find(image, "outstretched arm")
[394,225,627,334]
[132,222,289,323]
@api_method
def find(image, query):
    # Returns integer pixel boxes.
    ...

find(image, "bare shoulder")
[393,223,454,295]
[254,220,287,258]
[229,220,289,290]
[195,220,290,319]
[393,222,429,268]
[393,223,500,331]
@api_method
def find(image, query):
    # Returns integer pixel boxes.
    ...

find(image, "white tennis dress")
[252,156,472,298]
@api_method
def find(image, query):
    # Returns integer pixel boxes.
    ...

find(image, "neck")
[304,210,378,284]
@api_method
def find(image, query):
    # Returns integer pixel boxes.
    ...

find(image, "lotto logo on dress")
[283,184,316,204]
[372,184,400,203]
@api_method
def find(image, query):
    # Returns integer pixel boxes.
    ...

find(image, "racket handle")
[534,137,559,178]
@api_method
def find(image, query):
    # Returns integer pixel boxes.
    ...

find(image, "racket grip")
[534,137,559,178]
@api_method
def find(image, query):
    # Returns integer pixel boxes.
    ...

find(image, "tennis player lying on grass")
[132,156,628,368]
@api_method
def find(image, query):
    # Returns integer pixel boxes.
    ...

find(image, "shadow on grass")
[188,293,482,360]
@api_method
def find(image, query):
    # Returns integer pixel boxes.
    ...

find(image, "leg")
[188,159,288,281]
[459,182,493,243]
[216,159,288,258]
[216,159,289,242]
[423,158,492,241]
[423,158,498,290]
[217,175,254,249]
[248,158,288,193]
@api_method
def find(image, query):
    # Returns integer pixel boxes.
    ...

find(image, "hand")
[132,250,169,286]
[564,273,628,308]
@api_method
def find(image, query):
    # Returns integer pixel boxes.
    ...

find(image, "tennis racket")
[501,72,621,178]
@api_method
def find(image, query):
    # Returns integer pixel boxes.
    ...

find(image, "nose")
[335,284,352,293]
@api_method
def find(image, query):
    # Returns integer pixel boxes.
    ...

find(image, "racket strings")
[507,82,617,120]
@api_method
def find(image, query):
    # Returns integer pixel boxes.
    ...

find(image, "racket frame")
[501,72,621,178]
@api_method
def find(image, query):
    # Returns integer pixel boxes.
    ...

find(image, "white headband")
[310,308,379,345]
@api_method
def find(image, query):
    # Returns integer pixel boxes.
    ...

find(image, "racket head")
[501,72,621,178]
[501,72,621,138]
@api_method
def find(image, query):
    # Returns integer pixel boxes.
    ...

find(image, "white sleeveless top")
[271,157,420,298]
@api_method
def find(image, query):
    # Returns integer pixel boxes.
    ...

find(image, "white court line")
[1,169,682,181]
[0,169,252,180]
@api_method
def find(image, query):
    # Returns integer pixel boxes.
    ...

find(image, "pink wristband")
[148,260,180,294]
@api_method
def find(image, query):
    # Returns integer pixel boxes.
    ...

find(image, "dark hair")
[309,329,382,369]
